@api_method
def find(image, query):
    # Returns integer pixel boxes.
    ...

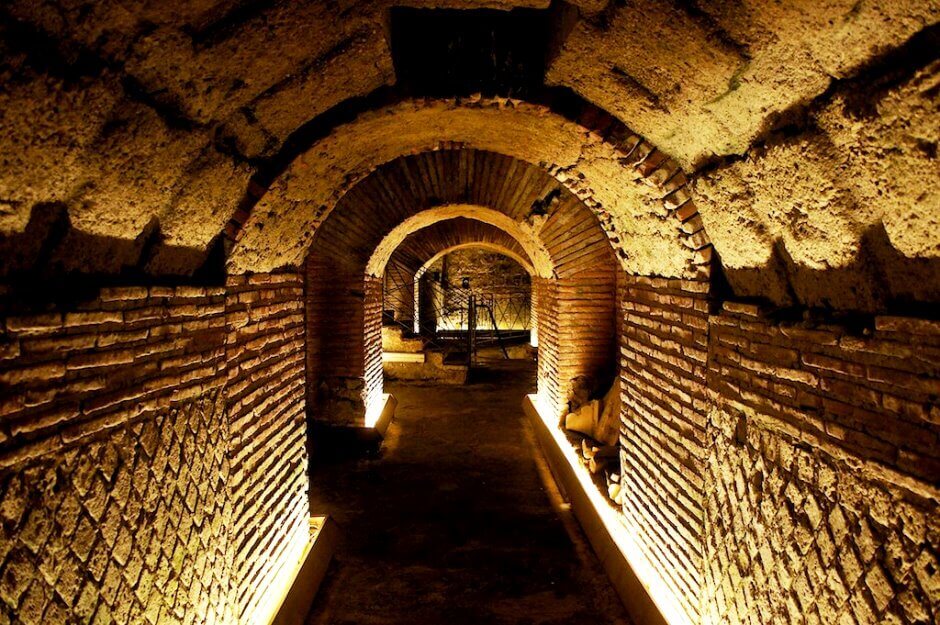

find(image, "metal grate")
[383,266,531,365]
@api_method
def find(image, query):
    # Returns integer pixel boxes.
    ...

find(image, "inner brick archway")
[303,149,618,426]
[381,218,535,335]
[227,99,712,280]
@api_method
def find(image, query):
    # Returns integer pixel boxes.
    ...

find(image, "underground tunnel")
[0,2,938,624]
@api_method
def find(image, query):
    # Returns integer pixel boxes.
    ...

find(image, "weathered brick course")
[618,274,710,622]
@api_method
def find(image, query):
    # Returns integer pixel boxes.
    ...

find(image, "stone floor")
[305,358,632,625]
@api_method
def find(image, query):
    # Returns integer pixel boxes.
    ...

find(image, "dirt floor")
[305,358,632,625]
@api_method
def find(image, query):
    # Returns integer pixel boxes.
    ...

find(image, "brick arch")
[381,218,535,338]
[230,97,712,281]
[389,216,534,276]
[306,149,609,277]
[305,149,618,426]
[367,206,550,279]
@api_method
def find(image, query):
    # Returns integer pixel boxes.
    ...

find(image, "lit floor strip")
[524,393,692,625]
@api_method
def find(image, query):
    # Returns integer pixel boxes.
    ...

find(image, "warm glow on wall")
[252,518,312,625]
[364,393,386,428]
[527,393,694,625]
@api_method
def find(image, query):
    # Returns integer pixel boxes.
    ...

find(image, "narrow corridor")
[305,360,632,625]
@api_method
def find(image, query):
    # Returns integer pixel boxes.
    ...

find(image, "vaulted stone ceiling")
[0,0,936,312]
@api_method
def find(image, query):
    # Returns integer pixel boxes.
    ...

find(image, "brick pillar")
[530,278,539,347]
[225,273,309,620]
[555,269,617,413]
[533,277,561,415]
[305,252,368,425]
[363,276,384,417]
[532,271,616,418]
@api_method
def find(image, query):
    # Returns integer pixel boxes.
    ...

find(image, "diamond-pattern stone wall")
[699,305,940,623]
[0,274,308,625]
[0,392,232,625]
[0,286,234,624]
[703,406,939,624]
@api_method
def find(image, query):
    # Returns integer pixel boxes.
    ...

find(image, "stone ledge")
[382,351,425,363]
[366,393,397,439]
[523,394,687,625]
[264,516,339,625]
[310,393,398,456]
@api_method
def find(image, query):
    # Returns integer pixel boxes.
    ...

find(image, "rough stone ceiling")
[550,0,939,168]
[0,0,937,310]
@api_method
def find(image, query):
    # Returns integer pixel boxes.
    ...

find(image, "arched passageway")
[380,219,534,335]
[0,5,937,625]
[303,149,620,425]
[306,359,631,625]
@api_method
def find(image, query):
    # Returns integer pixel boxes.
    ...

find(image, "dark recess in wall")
[390,7,552,98]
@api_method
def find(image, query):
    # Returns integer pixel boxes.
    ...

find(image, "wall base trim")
[523,394,687,625]
[367,393,397,438]
[266,516,339,625]
[310,394,398,458]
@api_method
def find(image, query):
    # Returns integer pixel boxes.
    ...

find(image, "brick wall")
[529,279,539,347]
[305,252,368,425]
[363,276,384,415]
[701,306,940,624]
[708,306,939,482]
[554,270,617,409]
[531,270,616,418]
[617,275,711,622]
[0,286,234,624]
[534,278,561,415]
[0,274,310,624]
[615,278,940,624]
[225,274,308,621]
